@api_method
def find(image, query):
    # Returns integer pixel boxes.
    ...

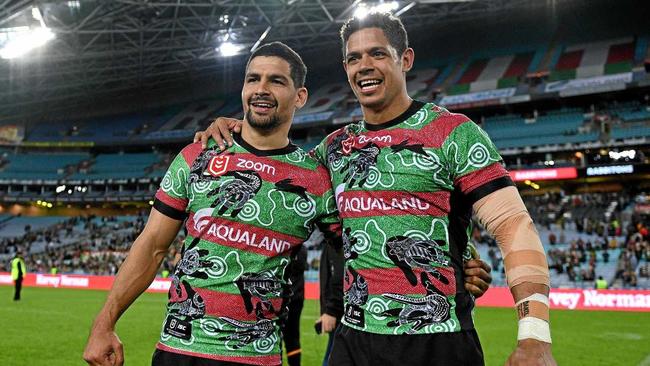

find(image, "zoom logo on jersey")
[205,155,230,177]
[236,158,276,175]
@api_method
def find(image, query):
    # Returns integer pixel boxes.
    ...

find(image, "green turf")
[0,286,648,365]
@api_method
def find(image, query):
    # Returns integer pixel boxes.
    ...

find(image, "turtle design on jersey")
[344,267,368,306]
[218,304,276,350]
[188,148,225,184]
[343,142,380,188]
[168,279,206,320]
[174,236,213,280]
[235,270,283,315]
[208,169,262,218]
[385,235,450,287]
[342,227,359,260]
[382,272,451,334]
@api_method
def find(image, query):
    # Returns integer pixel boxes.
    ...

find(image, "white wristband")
[515,293,549,307]
[517,317,552,343]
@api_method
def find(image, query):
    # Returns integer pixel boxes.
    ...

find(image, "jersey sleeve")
[312,162,342,239]
[309,135,329,168]
[154,151,190,221]
[442,120,513,204]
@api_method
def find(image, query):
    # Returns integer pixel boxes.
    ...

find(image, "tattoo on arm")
[517,301,530,319]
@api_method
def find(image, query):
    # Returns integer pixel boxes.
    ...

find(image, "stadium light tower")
[0,7,55,60]
[354,1,400,19]
[218,41,243,57]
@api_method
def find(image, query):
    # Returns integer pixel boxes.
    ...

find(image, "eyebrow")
[245,72,289,82]
[346,46,389,58]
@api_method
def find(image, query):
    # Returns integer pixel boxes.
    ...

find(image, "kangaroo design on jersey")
[208,170,262,218]
[235,270,283,315]
[385,235,451,287]
[343,142,380,188]
[188,148,224,184]
[382,272,451,334]
[168,279,206,320]
[390,140,428,156]
[218,304,276,349]
[342,227,359,260]
[274,178,308,201]
[174,237,213,280]
[344,267,369,306]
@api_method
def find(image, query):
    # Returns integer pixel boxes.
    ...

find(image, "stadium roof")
[0,0,575,120]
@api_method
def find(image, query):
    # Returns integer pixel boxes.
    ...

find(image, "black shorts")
[151,349,248,366]
[328,325,484,366]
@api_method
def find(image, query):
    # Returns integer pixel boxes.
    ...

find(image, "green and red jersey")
[313,101,512,335]
[154,133,340,365]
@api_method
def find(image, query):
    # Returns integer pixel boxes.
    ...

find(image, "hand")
[193,117,243,150]
[505,339,557,366]
[463,258,492,298]
[317,313,338,333]
[83,324,124,366]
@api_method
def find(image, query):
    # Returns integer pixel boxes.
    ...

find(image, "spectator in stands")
[595,276,608,289]
[11,250,26,301]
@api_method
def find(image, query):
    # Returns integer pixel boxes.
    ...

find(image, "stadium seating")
[483,109,594,149]
[549,37,636,81]
[445,48,538,95]
[0,152,89,180]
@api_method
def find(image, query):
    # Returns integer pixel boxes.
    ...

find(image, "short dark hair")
[340,12,408,59]
[246,41,307,87]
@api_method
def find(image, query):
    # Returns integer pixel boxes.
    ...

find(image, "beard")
[245,108,282,132]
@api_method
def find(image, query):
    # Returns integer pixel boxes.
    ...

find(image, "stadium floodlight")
[0,27,55,59]
[354,1,400,19]
[55,184,66,193]
[218,42,243,57]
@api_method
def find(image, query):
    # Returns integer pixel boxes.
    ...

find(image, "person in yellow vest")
[11,250,26,301]
[595,276,608,290]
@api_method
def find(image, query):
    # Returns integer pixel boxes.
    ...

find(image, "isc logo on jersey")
[205,155,230,177]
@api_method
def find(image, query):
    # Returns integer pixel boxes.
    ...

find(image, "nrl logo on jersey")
[205,155,230,177]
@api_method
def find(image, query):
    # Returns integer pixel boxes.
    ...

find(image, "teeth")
[252,103,273,108]
[359,80,381,87]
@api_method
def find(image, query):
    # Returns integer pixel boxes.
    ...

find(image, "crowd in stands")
[475,191,649,288]
[1,191,649,289]
[1,214,181,277]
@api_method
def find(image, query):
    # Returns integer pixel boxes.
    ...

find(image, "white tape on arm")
[517,317,552,343]
[515,293,549,307]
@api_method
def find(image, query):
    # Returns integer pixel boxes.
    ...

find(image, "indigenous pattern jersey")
[313,101,513,335]
[154,133,340,365]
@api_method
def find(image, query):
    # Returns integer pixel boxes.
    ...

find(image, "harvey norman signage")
[476,287,650,312]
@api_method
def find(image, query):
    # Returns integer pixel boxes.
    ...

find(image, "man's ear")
[295,87,308,109]
[401,47,414,73]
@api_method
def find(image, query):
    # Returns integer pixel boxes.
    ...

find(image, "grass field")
[0,286,648,365]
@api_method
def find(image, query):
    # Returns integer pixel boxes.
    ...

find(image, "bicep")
[138,208,184,251]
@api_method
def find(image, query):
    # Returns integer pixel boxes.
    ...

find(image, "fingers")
[113,341,124,366]
[464,259,491,273]
[216,120,233,150]
[464,275,490,297]
[464,267,493,284]
[232,119,242,133]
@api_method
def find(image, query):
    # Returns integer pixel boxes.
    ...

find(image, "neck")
[362,92,412,124]
[240,121,291,150]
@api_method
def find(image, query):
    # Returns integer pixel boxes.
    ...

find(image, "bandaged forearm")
[473,186,550,289]
[473,186,552,343]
